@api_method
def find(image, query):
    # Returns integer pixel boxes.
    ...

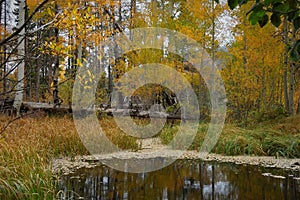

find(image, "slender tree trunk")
[2,0,7,93]
[210,0,217,119]
[283,17,290,114]
[241,5,247,83]
[0,0,2,93]
[25,5,30,102]
[108,63,112,104]
[297,97,300,114]
[283,17,296,115]
[211,0,215,69]
[0,0,2,26]
[13,0,26,115]
[288,22,298,115]
[78,41,82,66]
[130,0,136,29]
[168,0,174,15]
[53,3,59,103]
[289,63,295,114]
[242,33,247,69]
[261,57,266,110]
[279,78,282,104]
[48,61,52,92]
[118,0,121,23]
[35,64,40,102]
[35,22,40,102]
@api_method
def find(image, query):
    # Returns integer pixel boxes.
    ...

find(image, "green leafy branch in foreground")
[219,0,300,61]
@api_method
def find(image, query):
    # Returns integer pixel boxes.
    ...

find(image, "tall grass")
[0,144,53,199]
[99,117,139,150]
[0,115,86,199]
[0,115,137,199]
[160,118,300,158]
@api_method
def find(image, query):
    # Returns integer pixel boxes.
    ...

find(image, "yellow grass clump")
[0,115,138,199]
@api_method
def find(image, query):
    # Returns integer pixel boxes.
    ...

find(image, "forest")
[0,0,299,120]
[0,0,299,199]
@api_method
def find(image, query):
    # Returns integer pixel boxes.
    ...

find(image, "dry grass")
[0,115,137,199]
[0,115,88,157]
[0,115,87,199]
[99,117,139,150]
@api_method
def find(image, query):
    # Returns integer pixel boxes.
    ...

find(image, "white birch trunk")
[13,0,26,115]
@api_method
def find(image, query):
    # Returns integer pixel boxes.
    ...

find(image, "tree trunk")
[210,0,216,114]
[35,22,40,102]
[283,16,290,114]
[53,5,59,104]
[261,57,266,110]
[0,0,2,26]
[0,0,2,93]
[35,62,40,102]
[288,20,298,115]
[289,63,295,114]
[297,97,300,114]
[108,63,112,106]
[54,4,59,75]
[3,0,7,94]
[13,0,26,115]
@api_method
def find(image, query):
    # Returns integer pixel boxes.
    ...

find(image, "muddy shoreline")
[52,150,300,175]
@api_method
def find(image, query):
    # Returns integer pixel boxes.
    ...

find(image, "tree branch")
[0,0,50,46]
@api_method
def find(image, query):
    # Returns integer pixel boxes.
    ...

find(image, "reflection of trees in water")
[58,160,299,199]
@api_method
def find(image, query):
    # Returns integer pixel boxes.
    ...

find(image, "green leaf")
[259,14,269,27]
[256,10,266,18]
[290,40,300,61]
[264,0,281,6]
[214,0,220,3]
[228,0,238,10]
[264,0,272,5]
[288,10,299,21]
[249,10,266,25]
[238,0,248,6]
[293,17,300,31]
[271,13,281,27]
[287,0,297,10]
[273,3,290,13]
[249,12,259,25]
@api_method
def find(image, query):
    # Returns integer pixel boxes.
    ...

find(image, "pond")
[57,160,300,200]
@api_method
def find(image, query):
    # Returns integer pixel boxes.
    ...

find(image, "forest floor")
[0,113,299,199]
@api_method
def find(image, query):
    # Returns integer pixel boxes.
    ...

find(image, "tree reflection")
[58,160,300,199]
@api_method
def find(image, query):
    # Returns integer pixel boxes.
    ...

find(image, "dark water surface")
[58,160,300,200]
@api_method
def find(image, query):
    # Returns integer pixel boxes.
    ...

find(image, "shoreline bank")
[52,150,300,175]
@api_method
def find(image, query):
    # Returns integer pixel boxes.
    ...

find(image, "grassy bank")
[0,115,137,199]
[0,114,299,199]
[0,116,86,199]
[160,115,300,158]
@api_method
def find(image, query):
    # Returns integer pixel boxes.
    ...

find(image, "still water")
[57,160,300,200]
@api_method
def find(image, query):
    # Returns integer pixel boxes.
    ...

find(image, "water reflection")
[57,160,300,200]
